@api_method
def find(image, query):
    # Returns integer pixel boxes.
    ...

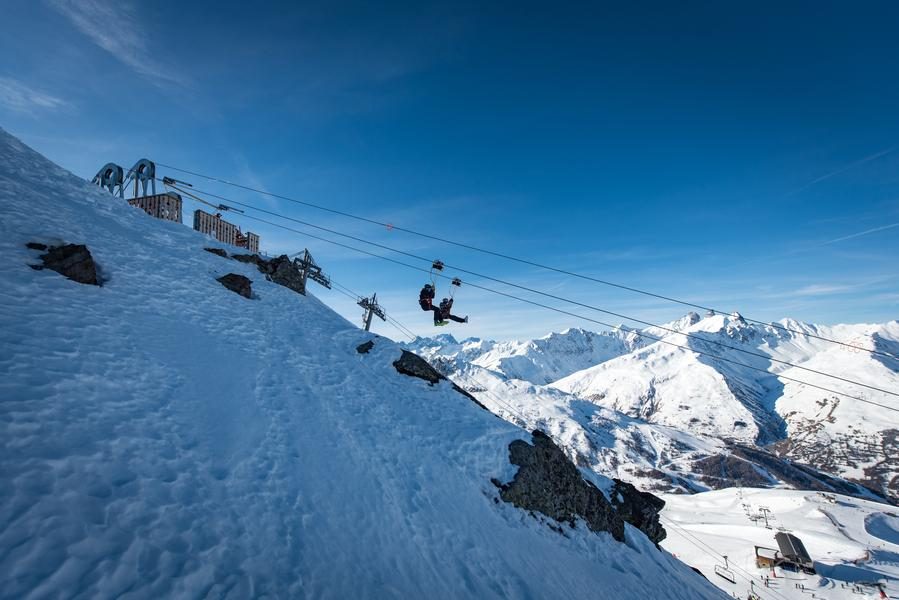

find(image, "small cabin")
[754,546,779,569]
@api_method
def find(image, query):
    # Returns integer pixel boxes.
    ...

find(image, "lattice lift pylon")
[292,249,331,294]
[358,293,386,332]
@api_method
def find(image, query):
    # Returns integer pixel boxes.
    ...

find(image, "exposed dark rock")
[232,253,266,267]
[204,247,228,258]
[225,253,307,296]
[392,350,489,411]
[610,479,667,544]
[216,273,253,298]
[356,340,375,354]
[266,255,306,295]
[26,242,47,251]
[393,350,442,383]
[32,243,100,286]
[494,430,626,542]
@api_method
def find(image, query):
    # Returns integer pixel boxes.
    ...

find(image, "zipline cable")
[156,162,897,362]
[169,181,899,409]
[164,179,899,401]
[168,183,899,413]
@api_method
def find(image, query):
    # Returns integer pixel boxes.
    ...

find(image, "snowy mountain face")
[552,314,899,499]
[0,130,726,598]
[449,365,884,500]
[406,326,644,385]
[412,313,899,501]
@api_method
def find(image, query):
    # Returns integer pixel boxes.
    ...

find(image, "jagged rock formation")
[232,253,306,295]
[216,273,253,298]
[610,479,667,544]
[393,350,443,384]
[29,242,100,286]
[392,350,489,410]
[494,430,627,542]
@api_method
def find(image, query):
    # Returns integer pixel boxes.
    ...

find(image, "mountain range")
[405,313,899,500]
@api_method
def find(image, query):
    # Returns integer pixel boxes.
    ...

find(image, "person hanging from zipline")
[419,261,468,326]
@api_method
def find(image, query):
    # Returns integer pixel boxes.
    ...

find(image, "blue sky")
[2,1,898,340]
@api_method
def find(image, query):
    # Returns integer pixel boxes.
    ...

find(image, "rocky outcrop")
[231,253,306,295]
[356,340,375,354]
[216,273,253,299]
[494,430,627,542]
[393,350,442,383]
[610,479,666,544]
[232,253,267,267]
[204,247,228,258]
[493,431,671,545]
[392,350,489,410]
[29,242,100,286]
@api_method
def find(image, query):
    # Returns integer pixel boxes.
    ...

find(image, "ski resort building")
[753,534,816,573]
[775,532,815,573]
[754,546,780,569]
[128,192,183,224]
[193,209,259,252]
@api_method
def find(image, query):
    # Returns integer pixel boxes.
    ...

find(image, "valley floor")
[661,488,899,599]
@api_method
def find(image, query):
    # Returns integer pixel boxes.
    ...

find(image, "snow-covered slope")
[0,129,727,598]
[662,488,899,599]
[552,314,899,497]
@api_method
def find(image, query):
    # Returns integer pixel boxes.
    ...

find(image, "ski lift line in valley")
[175,192,899,415]
[163,180,899,400]
[660,517,789,600]
[155,162,896,362]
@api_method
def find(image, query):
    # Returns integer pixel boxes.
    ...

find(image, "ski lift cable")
[385,316,418,341]
[155,162,896,362]
[164,179,899,400]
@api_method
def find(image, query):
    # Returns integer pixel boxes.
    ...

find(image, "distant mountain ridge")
[405,313,899,499]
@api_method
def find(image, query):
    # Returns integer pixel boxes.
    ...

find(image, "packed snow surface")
[0,129,726,598]
[662,488,899,599]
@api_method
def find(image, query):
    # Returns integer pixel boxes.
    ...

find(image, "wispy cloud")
[787,283,857,297]
[46,0,188,89]
[787,145,897,196]
[736,219,899,267]
[821,221,899,245]
[0,77,70,115]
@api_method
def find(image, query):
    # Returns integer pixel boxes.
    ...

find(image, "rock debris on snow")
[216,272,253,298]
[204,247,229,258]
[29,242,100,286]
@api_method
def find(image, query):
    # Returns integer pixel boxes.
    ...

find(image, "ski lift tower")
[292,249,331,294]
[358,293,386,332]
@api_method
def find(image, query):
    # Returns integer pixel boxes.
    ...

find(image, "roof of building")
[775,532,812,565]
